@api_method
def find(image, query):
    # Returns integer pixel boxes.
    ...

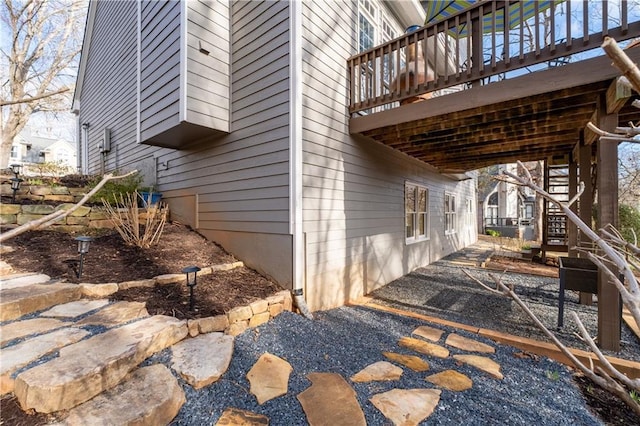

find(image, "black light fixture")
[182,266,201,310]
[9,163,22,177]
[10,177,22,202]
[75,236,93,278]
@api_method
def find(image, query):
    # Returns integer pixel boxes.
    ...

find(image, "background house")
[481,163,536,239]
[9,127,77,175]
[73,0,477,311]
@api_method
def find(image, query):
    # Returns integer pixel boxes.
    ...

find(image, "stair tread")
[0,283,81,322]
[55,364,185,426]
[14,315,188,413]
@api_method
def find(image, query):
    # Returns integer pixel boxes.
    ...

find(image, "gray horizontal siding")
[139,0,181,142]
[79,0,144,173]
[80,0,291,238]
[300,0,477,310]
[186,0,230,131]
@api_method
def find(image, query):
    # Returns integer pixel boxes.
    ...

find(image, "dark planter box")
[557,257,598,327]
[557,257,622,328]
[559,257,598,294]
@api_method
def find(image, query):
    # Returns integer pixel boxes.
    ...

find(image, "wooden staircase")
[543,163,570,253]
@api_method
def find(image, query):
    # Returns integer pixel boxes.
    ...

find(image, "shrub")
[486,229,501,237]
[619,204,640,244]
[89,172,142,205]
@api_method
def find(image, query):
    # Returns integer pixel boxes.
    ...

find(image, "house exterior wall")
[77,0,292,287]
[79,0,141,174]
[299,0,477,311]
[139,0,181,142]
[185,0,230,131]
[77,0,477,312]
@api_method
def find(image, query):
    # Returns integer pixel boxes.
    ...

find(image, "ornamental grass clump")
[102,191,168,248]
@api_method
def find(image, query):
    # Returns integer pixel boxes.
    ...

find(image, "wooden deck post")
[578,135,593,306]
[596,95,621,351]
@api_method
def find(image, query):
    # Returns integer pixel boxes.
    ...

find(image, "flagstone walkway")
[1,266,511,425]
[3,239,639,425]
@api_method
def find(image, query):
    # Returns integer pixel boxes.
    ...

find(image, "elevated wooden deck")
[347,1,640,351]
[350,48,640,173]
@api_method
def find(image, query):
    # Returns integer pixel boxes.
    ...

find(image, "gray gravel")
[160,307,603,425]
[370,259,640,362]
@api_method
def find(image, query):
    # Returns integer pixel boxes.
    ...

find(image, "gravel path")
[369,259,640,362]
[152,306,603,425]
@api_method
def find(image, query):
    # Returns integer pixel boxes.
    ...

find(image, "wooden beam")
[606,77,633,113]
[596,94,621,351]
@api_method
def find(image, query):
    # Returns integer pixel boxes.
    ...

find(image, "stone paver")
[171,332,234,389]
[0,328,88,395]
[445,333,495,353]
[14,315,188,413]
[58,364,185,426]
[0,273,51,289]
[297,372,366,426]
[247,353,293,404]
[40,299,110,318]
[76,301,148,327]
[370,388,441,426]
[0,317,68,346]
[350,361,403,382]
[412,325,445,342]
[398,336,449,358]
[453,354,504,379]
[215,407,269,425]
[425,370,473,391]
[382,351,430,372]
[1,283,81,321]
[79,283,118,298]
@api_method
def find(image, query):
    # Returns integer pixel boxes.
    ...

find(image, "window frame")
[405,182,430,244]
[445,192,457,235]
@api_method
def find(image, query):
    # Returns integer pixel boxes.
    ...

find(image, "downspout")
[289,0,312,319]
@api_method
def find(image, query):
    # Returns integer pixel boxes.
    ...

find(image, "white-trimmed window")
[357,0,402,110]
[406,183,429,243]
[445,193,457,234]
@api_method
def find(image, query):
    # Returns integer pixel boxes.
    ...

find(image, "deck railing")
[348,0,640,114]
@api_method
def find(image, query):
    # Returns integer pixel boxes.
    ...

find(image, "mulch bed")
[1,222,283,319]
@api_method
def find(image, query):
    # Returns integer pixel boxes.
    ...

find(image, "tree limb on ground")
[468,160,640,415]
[0,170,138,244]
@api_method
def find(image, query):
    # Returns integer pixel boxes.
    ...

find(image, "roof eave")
[72,1,96,114]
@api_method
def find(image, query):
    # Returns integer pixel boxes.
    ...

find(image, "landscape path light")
[182,266,201,311]
[9,163,22,177]
[75,236,93,279]
[10,177,23,202]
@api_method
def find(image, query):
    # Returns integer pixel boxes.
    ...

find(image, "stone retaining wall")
[0,203,116,231]
[79,262,293,337]
[0,184,144,231]
[0,183,87,203]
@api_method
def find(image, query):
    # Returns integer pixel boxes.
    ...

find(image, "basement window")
[406,182,429,244]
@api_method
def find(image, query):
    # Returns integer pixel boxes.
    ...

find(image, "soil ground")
[1,222,283,319]
[1,223,638,424]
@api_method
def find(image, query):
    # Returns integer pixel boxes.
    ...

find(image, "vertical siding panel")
[300,0,477,311]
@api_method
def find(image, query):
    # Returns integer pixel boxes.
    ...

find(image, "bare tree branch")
[0,87,70,106]
[602,36,640,93]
